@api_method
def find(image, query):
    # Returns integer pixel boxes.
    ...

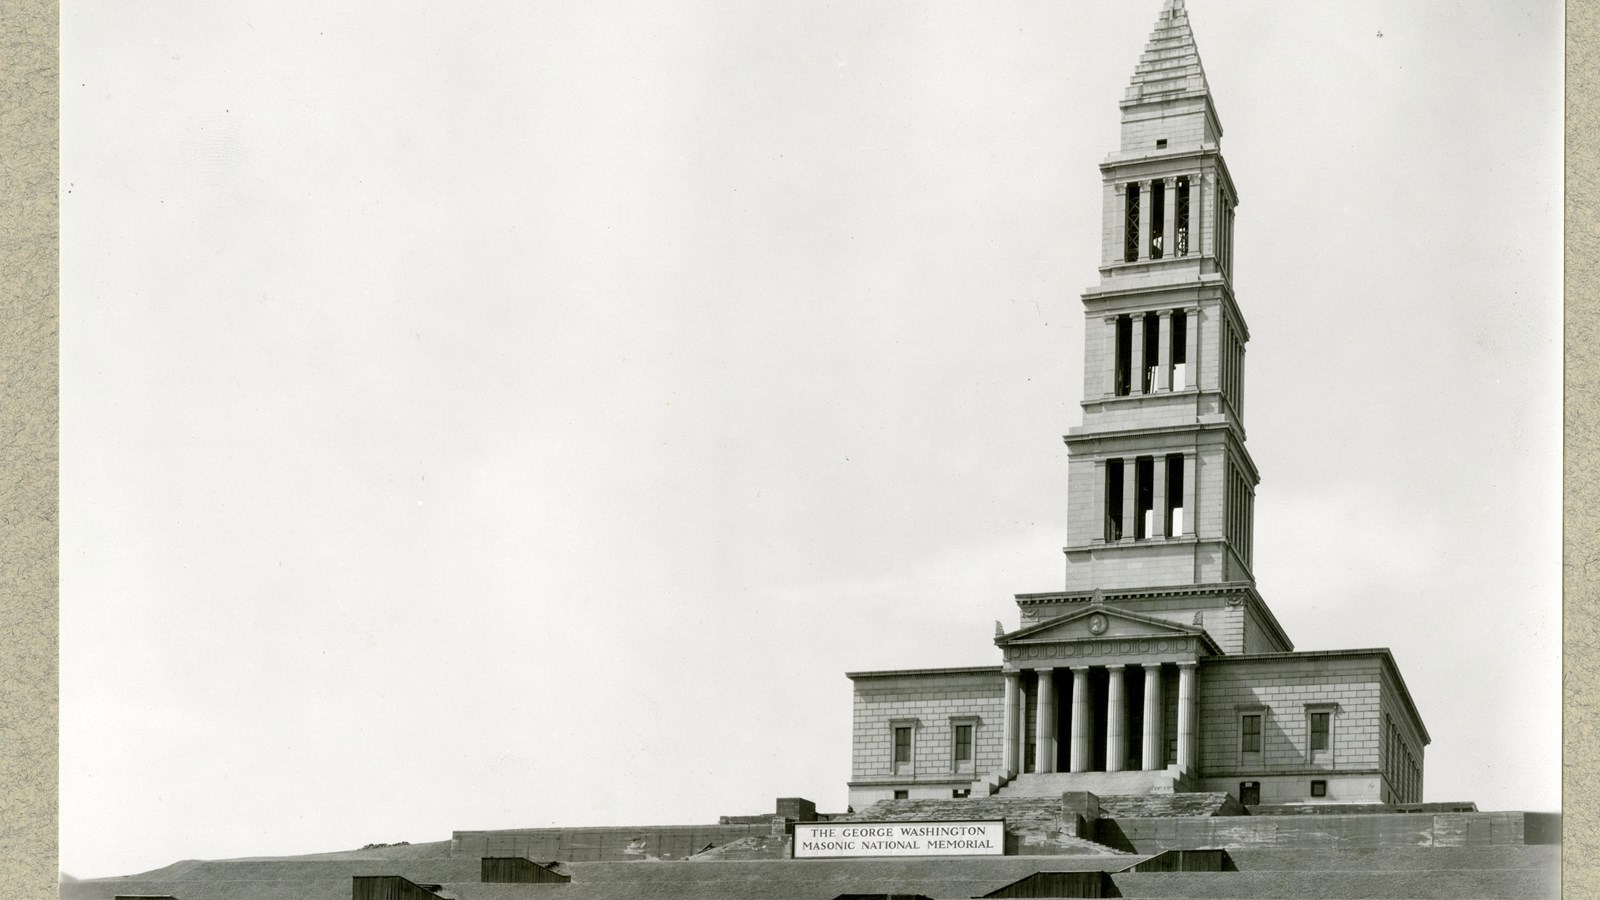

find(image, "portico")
[995,606,1214,779]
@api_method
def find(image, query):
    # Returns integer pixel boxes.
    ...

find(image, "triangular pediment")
[999,606,1205,646]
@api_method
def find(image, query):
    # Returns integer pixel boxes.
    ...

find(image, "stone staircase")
[993,768,1198,798]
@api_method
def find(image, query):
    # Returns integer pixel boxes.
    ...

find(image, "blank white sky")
[60,0,1563,880]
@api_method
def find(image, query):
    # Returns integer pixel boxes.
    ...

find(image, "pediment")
[998,606,1204,646]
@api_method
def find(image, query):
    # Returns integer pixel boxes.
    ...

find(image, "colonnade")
[1104,306,1200,397]
[1000,661,1198,777]
[1113,173,1203,265]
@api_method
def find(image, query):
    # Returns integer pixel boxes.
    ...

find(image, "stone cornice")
[1016,582,1259,605]
[1012,581,1293,655]
[1201,649,1429,744]
[846,665,1002,681]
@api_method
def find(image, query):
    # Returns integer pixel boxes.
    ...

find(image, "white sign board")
[792,820,1005,858]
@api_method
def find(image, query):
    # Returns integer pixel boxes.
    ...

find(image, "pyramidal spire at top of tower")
[1124,0,1211,107]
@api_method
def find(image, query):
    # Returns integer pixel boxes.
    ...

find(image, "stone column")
[1161,176,1177,260]
[1121,456,1138,543]
[1142,664,1164,771]
[1156,310,1172,391]
[1189,173,1204,257]
[1035,669,1056,774]
[1069,666,1092,773]
[1111,183,1127,265]
[1105,664,1127,773]
[1129,313,1146,395]
[1091,459,1106,543]
[1181,453,1197,537]
[1003,670,1022,776]
[1151,452,1168,539]
[1137,180,1152,261]
[1104,316,1119,397]
[1183,305,1200,391]
[1177,661,1198,772]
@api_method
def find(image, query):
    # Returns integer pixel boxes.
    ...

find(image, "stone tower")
[1013,0,1290,655]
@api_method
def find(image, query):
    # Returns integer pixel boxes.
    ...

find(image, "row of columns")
[1092,453,1198,541]
[1114,173,1204,265]
[1105,307,1200,397]
[1000,662,1198,777]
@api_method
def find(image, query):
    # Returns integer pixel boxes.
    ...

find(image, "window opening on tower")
[1124,183,1141,263]
[1141,312,1159,394]
[1114,315,1133,396]
[1135,456,1155,540]
[1175,177,1190,256]
[1105,459,1125,541]
[1164,453,1185,537]
[1170,310,1188,390]
[1149,180,1166,259]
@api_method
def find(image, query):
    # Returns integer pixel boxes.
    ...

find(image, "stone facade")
[843,0,1430,811]
[847,667,1006,807]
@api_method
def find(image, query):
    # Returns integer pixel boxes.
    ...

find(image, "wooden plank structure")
[480,856,570,883]
[350,875,443,900]
[979,871,1117,898]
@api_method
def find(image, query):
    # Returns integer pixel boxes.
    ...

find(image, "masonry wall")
[1197,654,1386,804]
[451,824,776,862]
[1099,811,1536,854]
[849,668,1005,799]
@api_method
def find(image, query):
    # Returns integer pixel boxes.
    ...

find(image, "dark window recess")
[1125,183,1141,262]
[1150,179,1166,259]
[955,725,973,762]
[1239,781,1261,805]
[1311,780,1328,798]
[1170,310,1188,388]
[1310,712,1330,751]
[1242,715,1262,753]
[1164,454,1184,536]
[1142,311,1159,393]
[952,788,971,799]
[893,727,912,764]
[1156,138,1168,148]
[893,790,909,800]
[1105,458,1126,542]
[1176,176,1190,255]
[1115,315,1133,395]
[1134,457,1155,540]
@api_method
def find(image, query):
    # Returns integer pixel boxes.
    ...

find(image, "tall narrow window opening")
[1134,456,1154,540]
[1150,179,1166,259]
[1124,183,1141,262]
[954,724,973,762]
[1170,310,1188,390]
[1175,177,1190,255]
[1310,712,1330,751]
[1114,315,1132,396]
[1141,312,1159,393]
[1165,454,1184,537]
[1105,459,1125,541]
[1241,714,1262,753]
[894,726,913,764]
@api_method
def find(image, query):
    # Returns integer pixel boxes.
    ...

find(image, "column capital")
[1070,665,1092,674]
[1104,663,1126,672]
[1113,182,1127,195]
[1157,309,1172,319]
[1178,660,1198,671]
[1033,666,1056,674]
[1162,175,1177,187]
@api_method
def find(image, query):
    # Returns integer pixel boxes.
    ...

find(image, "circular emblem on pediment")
[1157,639,1169,652]
[1046,645,1060,659]
[1026,647,1040,659]
[1119,641,1132,654]
[1138,639,1150,653]
[1088,613,1109,635]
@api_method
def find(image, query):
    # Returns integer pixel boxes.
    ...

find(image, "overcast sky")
[60,0,1563,880]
